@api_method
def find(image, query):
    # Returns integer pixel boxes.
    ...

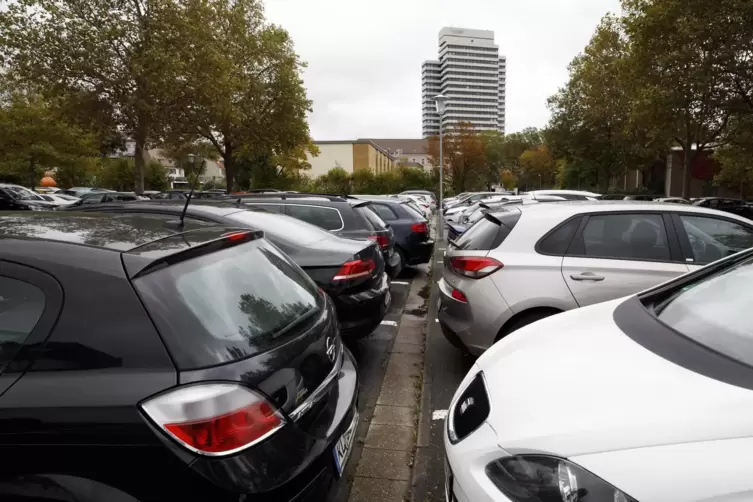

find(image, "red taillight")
[451,288,468,303]
[141,384,285,456]
[334,259,376,281]
[449,256,503,279]
[222,230,251,242]
[410,222,428,233]
[368,234,390,249]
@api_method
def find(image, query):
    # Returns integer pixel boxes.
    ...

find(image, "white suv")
[438,201,753,355]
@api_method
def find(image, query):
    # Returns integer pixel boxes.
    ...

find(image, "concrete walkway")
[348,274,428,501]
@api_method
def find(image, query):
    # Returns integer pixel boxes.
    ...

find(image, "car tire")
[395,247,407,272]
[496,309,559,341]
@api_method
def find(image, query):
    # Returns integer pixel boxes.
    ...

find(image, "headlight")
[447,372,490,443]
[486,455,638,502]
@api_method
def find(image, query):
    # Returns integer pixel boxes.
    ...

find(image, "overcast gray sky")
[263,0,621,140]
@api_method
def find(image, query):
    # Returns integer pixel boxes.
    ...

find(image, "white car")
[445,247,753,502]
[403,193,432,217]
[523,189,601,200]
[38,193,80,206]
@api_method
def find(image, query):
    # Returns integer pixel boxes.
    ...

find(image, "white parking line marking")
[391,281,410,285]
[435,318,439,323]
[438,248,446,251]
[432,410,449,420]
[380,320,398,326]
[436,260,443,264]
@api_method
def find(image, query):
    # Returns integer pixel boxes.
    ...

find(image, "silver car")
[438,201,753,355]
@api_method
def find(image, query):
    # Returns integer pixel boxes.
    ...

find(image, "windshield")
[4,186,44,201]
[656,256,753,366]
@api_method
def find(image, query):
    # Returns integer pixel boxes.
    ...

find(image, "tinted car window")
[245,203,285,214]
[370,204,397,221]
[679,215,753,264]
[402,203,424,220]
[0,277,45,374]
[287,204,343,231]
[453,212,520,251]
[356,206,388,230]
[580,213,670,261]
[538,218,580,255]
[134,239,322,369]
[81,194,105,204]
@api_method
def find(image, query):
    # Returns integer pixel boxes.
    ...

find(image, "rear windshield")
[453,211,520,251]
[134,239,322,369]
[402,202,425,220]
[356,205,388,230]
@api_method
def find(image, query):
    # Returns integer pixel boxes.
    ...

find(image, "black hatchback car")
[0,212,359,501]
[229,193,403,277]
[68,200,391,337]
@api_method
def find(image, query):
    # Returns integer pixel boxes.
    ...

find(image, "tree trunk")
[28,158,36,190]
[224,142,235,192]
[681,146,692,199]
[133,123,147,194]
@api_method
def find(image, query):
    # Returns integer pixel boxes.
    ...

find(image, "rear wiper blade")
[448,238,460,249]
[272,306,321,340]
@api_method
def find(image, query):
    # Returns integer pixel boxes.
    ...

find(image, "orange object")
[40,176,57,187]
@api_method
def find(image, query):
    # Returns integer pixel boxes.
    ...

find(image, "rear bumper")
[334,273,391,337]
[189,349,360,501]
[437,277,511,356]
[404,240,434,265]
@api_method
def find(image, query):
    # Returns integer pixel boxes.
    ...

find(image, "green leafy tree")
[519,145,557,189]
[98,159,135,191]
[427,122,488,193]
[0,0,186,193]
[623,0,734,198]
[0,90,97,189]
[480,131,505,189]
[165,0,313,192]
[145,161,170,192]
[714,116,753,198]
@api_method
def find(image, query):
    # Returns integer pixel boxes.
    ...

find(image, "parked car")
[69,191,143,206]
[523,189,601,200]
[0,183,58,210]
[401,193,432,217]
[400,190,437,210]
[442,192,470,209]
[229,193,403,277]
[655,197,691,204]
[353,196,434,266]
[692,197,753,220]
[447,196,567,241]
[57,187,112,197]
[150,190,189,200]
[444,195,512,224]
[0,211,358,502]
[445,246,753,502]
[438,201,753,355]
[37,193,80,207]
[69,200,391,337]
[444,192,500,211]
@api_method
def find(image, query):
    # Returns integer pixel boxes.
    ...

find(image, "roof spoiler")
[123,228,264,279]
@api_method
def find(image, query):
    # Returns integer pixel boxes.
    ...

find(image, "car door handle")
[570,273,605,282]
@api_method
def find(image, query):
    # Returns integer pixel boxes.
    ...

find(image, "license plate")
[333,411,358,476]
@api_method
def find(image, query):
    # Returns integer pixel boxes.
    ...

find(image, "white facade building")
[422,27,506,137]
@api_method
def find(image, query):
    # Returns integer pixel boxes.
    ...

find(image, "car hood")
[475,298,753,458]
[18,199,57,208]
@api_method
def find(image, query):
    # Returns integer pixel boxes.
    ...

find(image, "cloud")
[263,0,621,139]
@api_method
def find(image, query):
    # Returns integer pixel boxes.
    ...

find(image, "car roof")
[73,199,254,216]
[494,200,751,220]
[0,211,235,251]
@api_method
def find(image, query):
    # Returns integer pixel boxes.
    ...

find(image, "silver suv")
[438,201,753,355]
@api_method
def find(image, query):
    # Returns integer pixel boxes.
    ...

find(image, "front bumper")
[334,272,391,337]
[445,422,512,502]
[190,349,360,501]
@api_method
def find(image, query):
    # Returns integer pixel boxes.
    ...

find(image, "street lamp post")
[434,94,449,241]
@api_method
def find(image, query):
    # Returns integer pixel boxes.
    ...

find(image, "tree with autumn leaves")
[0,0,313,192]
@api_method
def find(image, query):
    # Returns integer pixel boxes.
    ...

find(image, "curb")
[347,269,430,502]
[410,216,443,502]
